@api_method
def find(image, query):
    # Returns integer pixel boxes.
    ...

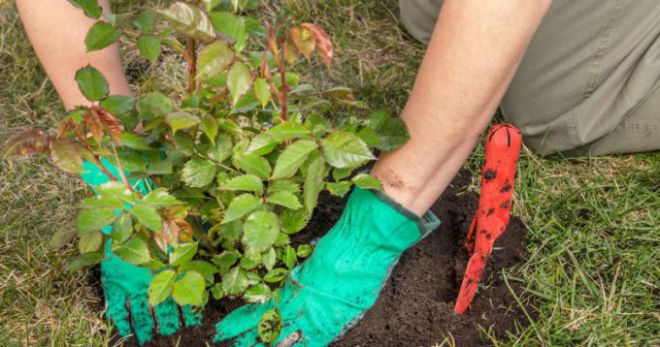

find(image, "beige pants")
[400,0,660,156]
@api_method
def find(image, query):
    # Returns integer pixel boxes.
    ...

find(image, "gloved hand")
[213,187,440,347]
[80,159,202,345]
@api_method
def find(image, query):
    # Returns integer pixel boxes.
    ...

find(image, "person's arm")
[373,0,552,215]
[16,0,131,110]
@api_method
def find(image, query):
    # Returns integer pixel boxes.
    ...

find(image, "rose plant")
[3,0,408,321]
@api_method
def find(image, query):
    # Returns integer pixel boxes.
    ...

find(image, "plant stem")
[109,141,141,196]
[278,48,289,121]
[187,37,198,94]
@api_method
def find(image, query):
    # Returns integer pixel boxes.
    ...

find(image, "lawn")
[1,0,658,346]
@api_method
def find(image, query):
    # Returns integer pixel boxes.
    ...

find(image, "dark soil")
[100,171,533,347]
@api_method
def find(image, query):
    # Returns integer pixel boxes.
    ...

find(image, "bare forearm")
[374,0,552,215]
[16,0,131,110]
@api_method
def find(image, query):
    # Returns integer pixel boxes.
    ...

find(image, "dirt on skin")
[105,171,533,347]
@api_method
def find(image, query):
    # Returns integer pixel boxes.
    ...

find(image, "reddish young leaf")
[289,26,314,60]
[96,108,124,143]
[282,38,298,65]
[301,23,333,67]
[83,109,104,143]
[266,25,281,68]
[2,130,50,160]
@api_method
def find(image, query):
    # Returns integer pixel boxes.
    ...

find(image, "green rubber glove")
[213,187,441,346]
[80,159,202,345]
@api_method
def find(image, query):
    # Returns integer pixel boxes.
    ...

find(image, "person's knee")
[399,0,444,45]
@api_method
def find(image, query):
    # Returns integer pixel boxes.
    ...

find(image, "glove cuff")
[365,188,441,238]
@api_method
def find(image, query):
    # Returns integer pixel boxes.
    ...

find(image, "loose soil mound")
[100,171,533,347]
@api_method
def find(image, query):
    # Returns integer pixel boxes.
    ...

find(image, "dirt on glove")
[97,170,534,347]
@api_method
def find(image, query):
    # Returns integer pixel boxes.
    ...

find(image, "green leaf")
[134,9,157,32]
[119,133,151,150]
[267,122,310,141]
[242,211,279,253]
[258,308,283,344]
[222,266,249,296]
[169,242,198,266]
[197,41,235,81]
[111,214,133,243]
[78,230,103,253]
[303,156,325,212]
[65,252,104,272]
[352,173,383,190]
[222,194,262,224]
[115,238,152,265]
[172,271,206,306]
[50,139,84,174]
[77,208,116,233]
[268,181,300,194]
[165,112,200,133]
[211,283,224,300]
[75,65,109,101]
[271,140,318,180]
[182,159,216,188]
[138,92,174,119]
[326,181,352,197]
[159,2,216,42]
[363,110,410,151]
[246,133,276,156]
[85,21,122,52]
[68,0,102,19]
[49,225,77,250]
[178,261,219,283]
[267,191,302,210]
[99,95,134,120]
[212,251,240,268]
[130,203,162,232]
[280,208,310,234]
[137,36,162,62]
[147,158,173,175]
[263,268,288,283]
[148,270,176,306]
[244,283,271,304]
[297,244,313,258]
[239,154,271,180]
[239,250,262,270]
[209,12,246,50]
[219,174,263,194]
[322,131,375,169]
[142,188,182,206]
[207,133,232,162]
[200,115,218,143]
[282,245,297,269]
[253,77,270,108]
[332,168,352,181]
[263,247,276,271]
[202,0,222,11]
[227,63,251,106]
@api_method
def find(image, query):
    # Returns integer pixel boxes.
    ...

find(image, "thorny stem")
[278,46,289,121]
[187,37,198,94]
[109,141,142,196]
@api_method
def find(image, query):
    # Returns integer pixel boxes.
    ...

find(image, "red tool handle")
[454,123,522,314]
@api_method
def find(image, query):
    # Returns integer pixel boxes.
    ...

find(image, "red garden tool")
[454,123,523,314]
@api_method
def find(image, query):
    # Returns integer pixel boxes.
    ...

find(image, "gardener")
[17,0,659,345]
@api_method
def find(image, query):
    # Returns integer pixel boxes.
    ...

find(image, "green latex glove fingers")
[214,187,440,347]
[129,292,156,344]
[80,159,202,344]
[104,281,133,338]
[154,298,181,336]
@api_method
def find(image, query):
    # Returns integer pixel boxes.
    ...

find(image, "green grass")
[1,1,658,346]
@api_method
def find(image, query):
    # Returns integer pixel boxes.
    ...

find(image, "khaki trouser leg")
[399,0,660,156]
